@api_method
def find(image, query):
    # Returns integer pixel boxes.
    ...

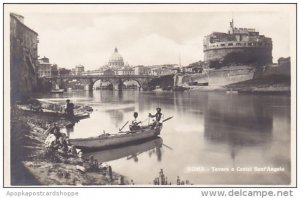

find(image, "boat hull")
[17,105,90,121]
[69,125,162,151]
[50,89,64,93]
[86,137,163,162]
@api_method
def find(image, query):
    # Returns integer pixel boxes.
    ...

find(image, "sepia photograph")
[3,3,296,187]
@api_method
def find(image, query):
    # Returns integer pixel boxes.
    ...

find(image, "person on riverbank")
[45,124,68,151]
[149,108,163,129]
[49,123,60,135]
[45,130,61,150]
[65,99,74,116]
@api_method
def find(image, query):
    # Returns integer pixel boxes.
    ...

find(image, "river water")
[37,90,291,185]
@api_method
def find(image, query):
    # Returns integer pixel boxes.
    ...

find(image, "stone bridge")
[43,74,159,91]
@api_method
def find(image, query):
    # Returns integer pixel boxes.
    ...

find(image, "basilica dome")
[108,47,124,67]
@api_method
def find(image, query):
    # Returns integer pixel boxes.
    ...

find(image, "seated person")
[129,112,141,131]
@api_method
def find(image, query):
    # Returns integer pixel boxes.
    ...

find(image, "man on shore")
[65,99,74,116]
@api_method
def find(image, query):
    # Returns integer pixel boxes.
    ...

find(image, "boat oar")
[119,121,129,132]
[162,143,173,150]
[162,116,173,123]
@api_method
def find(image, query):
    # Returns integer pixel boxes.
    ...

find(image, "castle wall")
[175,66,255,87]
[207,66,255,86]
[204,47,272,66]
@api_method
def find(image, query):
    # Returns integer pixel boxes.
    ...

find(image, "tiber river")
[37,90,291,185]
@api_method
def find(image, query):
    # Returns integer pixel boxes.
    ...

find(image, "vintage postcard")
[3,3,296,187]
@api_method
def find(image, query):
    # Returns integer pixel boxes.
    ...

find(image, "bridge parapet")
[43,74,159,91]
[44,74,158,80]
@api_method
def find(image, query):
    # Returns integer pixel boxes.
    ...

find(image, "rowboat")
[226,89,238,94]
[50,89,64,94]
[17,105,90,121]
[69,124,163,151]
[86,137,163,162]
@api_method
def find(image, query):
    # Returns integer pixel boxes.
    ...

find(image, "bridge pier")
[140,82,150,91]
[111,78,123,91]
[88,84,93,91]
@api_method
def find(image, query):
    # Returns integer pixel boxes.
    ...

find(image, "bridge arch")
[121,78,142,90]
[44,75,158,91]
[90,78,122,91]
[91,78,115,90]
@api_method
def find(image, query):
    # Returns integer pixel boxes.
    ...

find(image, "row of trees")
[51,65,72,76]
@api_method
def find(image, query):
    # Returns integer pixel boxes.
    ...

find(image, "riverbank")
[180,75,290,95]
[11,105,129,186]
[224,75,290,94]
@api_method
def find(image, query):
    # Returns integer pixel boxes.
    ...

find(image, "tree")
[58,68,71,76]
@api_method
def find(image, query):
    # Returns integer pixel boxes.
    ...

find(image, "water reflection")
[204,94,273,147]
[37,90,291,185]
[203,94,275,162]
[105,109,125,128]
[86,137,163,163]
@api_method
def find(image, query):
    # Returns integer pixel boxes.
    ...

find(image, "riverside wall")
[175,66,255,87]
[204,47,272,66]
[10,13,39,102]
[175,62,290,88]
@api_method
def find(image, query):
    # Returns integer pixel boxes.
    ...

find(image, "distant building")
[10,13,39,101]
[203,19,273,67]
[51,64,58,76]
[108,47,124,67]
[134,66,151,75]
[74,65,85,75]
[185,60,207,73]
[82,69,102,76]
[37,56,52,77]
[103,69,115,75]
[278,57,290,67]
[58,68,71,76]
[116,67,134,75]
[150,67,177,76]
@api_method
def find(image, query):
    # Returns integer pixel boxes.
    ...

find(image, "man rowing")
[149,107,163,129]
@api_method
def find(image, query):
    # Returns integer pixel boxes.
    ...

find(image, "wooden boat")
[69,124,163,151]
[17,105,90,120]
[226,89,239,94]
[86,137,163,162]
[50,89,64,94]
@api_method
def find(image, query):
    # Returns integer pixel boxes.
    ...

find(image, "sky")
[6,4,296,70]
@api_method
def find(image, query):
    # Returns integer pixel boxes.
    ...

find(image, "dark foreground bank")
[10,106,129,185]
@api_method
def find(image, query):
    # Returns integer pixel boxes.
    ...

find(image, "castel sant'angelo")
[203,20,273,67]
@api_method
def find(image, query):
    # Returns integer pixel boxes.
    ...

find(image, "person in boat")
[65,99,74,116]
[149,108,163,129]
[129,112,141,131]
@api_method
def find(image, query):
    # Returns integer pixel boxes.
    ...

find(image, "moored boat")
[86,137,163,162]
[69,124,163,151]
[226,89,239,94]
[17,105,90,120]
[50,89,64,94]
